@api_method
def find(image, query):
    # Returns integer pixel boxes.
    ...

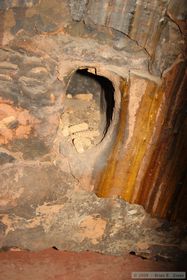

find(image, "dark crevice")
[52,246,59,250]
[66,68,115,141]
[129,251,136,255]
[129,251,148,260]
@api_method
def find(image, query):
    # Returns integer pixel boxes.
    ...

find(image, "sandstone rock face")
[69,0,88,22]
[83,0,184,75]
[0,162,186,261]
[0,0,40,10]
[0,0,186,260]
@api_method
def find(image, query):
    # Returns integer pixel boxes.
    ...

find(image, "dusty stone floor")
[0,248,185,280]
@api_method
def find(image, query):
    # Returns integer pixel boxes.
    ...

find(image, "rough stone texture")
[0,0,184,75]
[85,0,138,35]
[0,31,148,165]
[96,59,187,222]
[168,0,187,21]
[0,45,62,159]
[0,0,40,10]
[151,19,185,75]
[0,48,58,108]
[0,162,187,261]
[84,0,184,75]
[0,0,186,261]
[69,0,88,22]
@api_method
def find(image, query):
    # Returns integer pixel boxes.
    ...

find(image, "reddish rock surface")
[0,249,184,280]
[0,0,186,263]
[0,98,37,144]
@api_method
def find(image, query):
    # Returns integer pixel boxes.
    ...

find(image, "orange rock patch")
[79,215,107,244]
[0,98,38,144]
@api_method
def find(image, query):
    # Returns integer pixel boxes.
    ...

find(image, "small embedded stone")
[73,130,100,139]
[72,136,92,153]
[74,93,93,101]
[62,126,69,137]
[69,122,89,134]
[0,62,18,70]
[30,67,48,74]
[67,94,73,99]
[0,116,17,128]
[0,74,13,81]
[72,138,84,153]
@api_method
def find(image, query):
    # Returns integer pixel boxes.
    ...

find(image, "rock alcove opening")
[61,68,115,154]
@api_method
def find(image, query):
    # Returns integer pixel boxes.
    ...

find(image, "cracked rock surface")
[0,162,186,261]
[0,0,186,262]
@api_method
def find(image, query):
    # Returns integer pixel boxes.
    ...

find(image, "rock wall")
[0,0,186,258]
